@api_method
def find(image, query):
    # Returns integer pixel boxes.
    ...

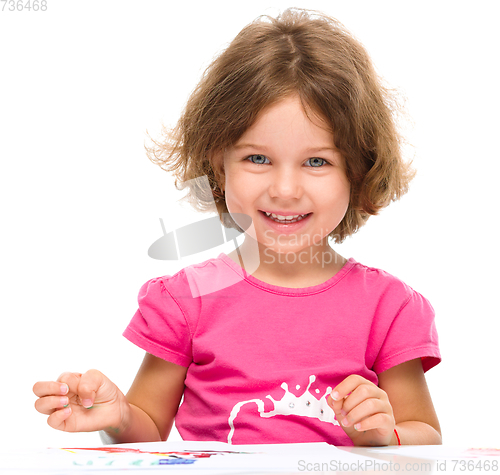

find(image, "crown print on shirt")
[227,375,339,443]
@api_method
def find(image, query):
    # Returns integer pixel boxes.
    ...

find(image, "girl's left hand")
[327,374,396,446]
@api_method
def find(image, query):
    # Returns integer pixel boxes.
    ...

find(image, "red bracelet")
[394,428,401,445]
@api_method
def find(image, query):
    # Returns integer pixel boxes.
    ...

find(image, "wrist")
[101,398,133,441]
[100,401,162,444]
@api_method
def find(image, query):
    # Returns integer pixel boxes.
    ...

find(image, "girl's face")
[222,94,350,259]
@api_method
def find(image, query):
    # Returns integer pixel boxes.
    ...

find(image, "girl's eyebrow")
[233,143,337,153]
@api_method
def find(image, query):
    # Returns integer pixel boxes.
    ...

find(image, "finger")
[328,383,383,426]
[341,382,384,415]
[57,372,82,396]
[33,381,69,398]
[47,406,73,431]
[34,395,70,415]
[77,369,104,409]
[328,395,348,423]
[328,375,366,414]
[330,374,367,402]
[328,392,352,414]
[351,412,394,434]
[340,397,389,428]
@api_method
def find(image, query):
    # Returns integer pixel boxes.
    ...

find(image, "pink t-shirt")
[123,253,441,446]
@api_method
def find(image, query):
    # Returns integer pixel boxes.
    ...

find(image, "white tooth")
[267,212,306,221]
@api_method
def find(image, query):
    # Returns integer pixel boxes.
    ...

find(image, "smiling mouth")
[260,210,312,224]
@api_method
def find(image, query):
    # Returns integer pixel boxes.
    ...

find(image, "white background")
[1,0,499,450]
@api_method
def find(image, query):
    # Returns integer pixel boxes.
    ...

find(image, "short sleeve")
[373,289,441,374]
[123,277,193,367]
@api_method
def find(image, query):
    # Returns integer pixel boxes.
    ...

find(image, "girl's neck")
[226,237,347,288]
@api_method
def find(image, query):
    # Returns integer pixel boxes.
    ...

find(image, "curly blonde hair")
[146,8,415,243]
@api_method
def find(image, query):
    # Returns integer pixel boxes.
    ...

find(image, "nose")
[268,166,303,201]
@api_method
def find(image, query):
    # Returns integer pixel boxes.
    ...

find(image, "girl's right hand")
[33,370,129,434]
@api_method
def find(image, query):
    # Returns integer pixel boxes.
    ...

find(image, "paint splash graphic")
[58,446,256,468]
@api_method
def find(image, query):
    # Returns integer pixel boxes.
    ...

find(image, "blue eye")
[246,155,329,167]
[306,157,328,167]
[247,154,269,165]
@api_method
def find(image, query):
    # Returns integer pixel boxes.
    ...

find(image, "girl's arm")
[101,353,187,444]
[377,358,441,445]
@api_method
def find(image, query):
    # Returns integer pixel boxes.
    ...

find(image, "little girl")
[33,8,442,447]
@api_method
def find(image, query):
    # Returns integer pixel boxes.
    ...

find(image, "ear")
[209,149,225,191]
